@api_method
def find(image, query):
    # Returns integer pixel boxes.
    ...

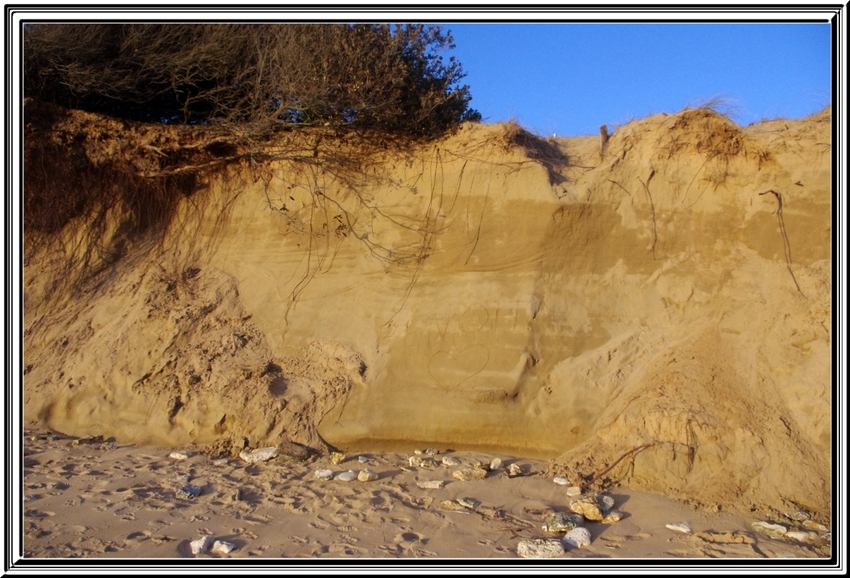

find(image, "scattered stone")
[190,535,212,555]
[569,495,603,521]
[357,469,379,482]
[418,458,437,469]
[566,486,582,497]
[169,451,191,460]
[100,441,117,451]
[440,500,469,512]
[212,458,228,466]
[665,522,693,534]
[176,484,202,499]
[335,470,357,482]
[507,463,524,477]
[803,520,829,532]
[598,495,615,513]
[752,521,787,539]
[358,456,369,463]
[562,527,592,548]
[517,538,565,558]
[456,497,479,510]
[414,449,424,455]
[489,457,502,471]
[602,511,623,524]
[314,468,334,481]
[553,477,569,486]
[425,448,440,456]
[72,435,104,446]
[416,480,444,490]
[211,540,235,554]
[785,530,819,543]
[330,452,346,465]
[542,512,577,534]
[409,456,422,467]
[239,446,278,463]
[277,441,312,462]
[440,456,460,467]
[784,510,810,522]
[453,468,488,481]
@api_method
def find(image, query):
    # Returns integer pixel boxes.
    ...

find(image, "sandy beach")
[21,426,830,562]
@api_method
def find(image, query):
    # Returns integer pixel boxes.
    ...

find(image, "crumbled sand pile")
[23,102,832,528]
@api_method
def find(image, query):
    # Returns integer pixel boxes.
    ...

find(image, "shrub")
[24,23,481,138]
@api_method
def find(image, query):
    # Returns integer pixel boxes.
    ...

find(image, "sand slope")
[23,105,832,528]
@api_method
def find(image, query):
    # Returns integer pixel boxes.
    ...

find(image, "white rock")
[190,535,212,555]
[803,520,829,532]
[489,457,502,471]
[314,468,334,481]
[752,521,787,539]
[553,477,569,486]
[336,470,357,482]
[416,480,444,489]
[441,456,460,466]
[598,495,615,512]
[409,456,422,467]
[358,456,369,463]
[169,451,190,460]
[357,469,379,482]
[211,540,234,554]
[666,522,693,534]
[239,446,278,463]
[453,468,488,481]
[507,463,524,477]
[517,538,565,558]
[212,458,228,466]
[562,527,592,548]
[785,530,818,543]
[566,486,582,497]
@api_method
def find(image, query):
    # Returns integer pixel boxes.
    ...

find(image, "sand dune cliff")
[23,102,832,520]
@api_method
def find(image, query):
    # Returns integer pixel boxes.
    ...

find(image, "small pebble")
[441,456,461,467]
[314,468,334,481]
[542,512,576,534]
[562,527,592,548]
[456,497,479,510]
[335,470,357,482]
[566,486,582,497]
[553,477,569,486]
[489,457,502,471]
[357,456,369,463]
[602,511,623,524]
[211,540,235,554]
[409,456,422,467]
[440,500,469,512]
[785,530,818,543]
[752,521,787,539]
[239,446,278,463]
[414,449,423,455]
[425,448,440,456]
[212,458,228,466]
[570,495,603,521]
[507,463,524,477]
[176,484,202,499]
[169,451,190,460]
[330,452,346,465]
[517,538,564,558]
[803,520,829,532]
[453,468,488,481]
[784,510,810,522]
[666,522,693,534]
[190,535,212,555]
[416,480,444,489]
[598,495,615,512]
[357,469,379,482]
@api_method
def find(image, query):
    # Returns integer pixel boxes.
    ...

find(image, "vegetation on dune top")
[24,23,481,138]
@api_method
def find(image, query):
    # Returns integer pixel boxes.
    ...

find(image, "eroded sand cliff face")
[23,105,832,518]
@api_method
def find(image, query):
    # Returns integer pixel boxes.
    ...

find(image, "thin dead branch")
[759,189,805,297]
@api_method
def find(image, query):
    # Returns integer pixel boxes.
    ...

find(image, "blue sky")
[442,23,832,137]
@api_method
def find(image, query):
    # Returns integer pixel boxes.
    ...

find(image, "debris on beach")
[441,456,461,467]
[665,522,693,534]
[489,457,502,471]
[598,495,615,512]
[169,451,191,460]
[562,527,592,548]
[314,468,334,481]
[517,538,565,558]
[335,470,357,482]
[176,484,202,499]
[238,446,278,463]
[602,511,624,524]
[357,469,379,482]
[553,476,569,486]
[452,468,488,481]
[416,480,444,489]
[507,463,525,478]
[566,486,582,497]
[785,530,819,543]
[330,452,346,465]
[752,521,787,539]
[569,495,603,521]
[190,535,212,555]
[211,540,235,554]
[541,512,577,534]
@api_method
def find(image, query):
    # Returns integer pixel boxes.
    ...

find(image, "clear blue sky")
[442,23,831,137]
